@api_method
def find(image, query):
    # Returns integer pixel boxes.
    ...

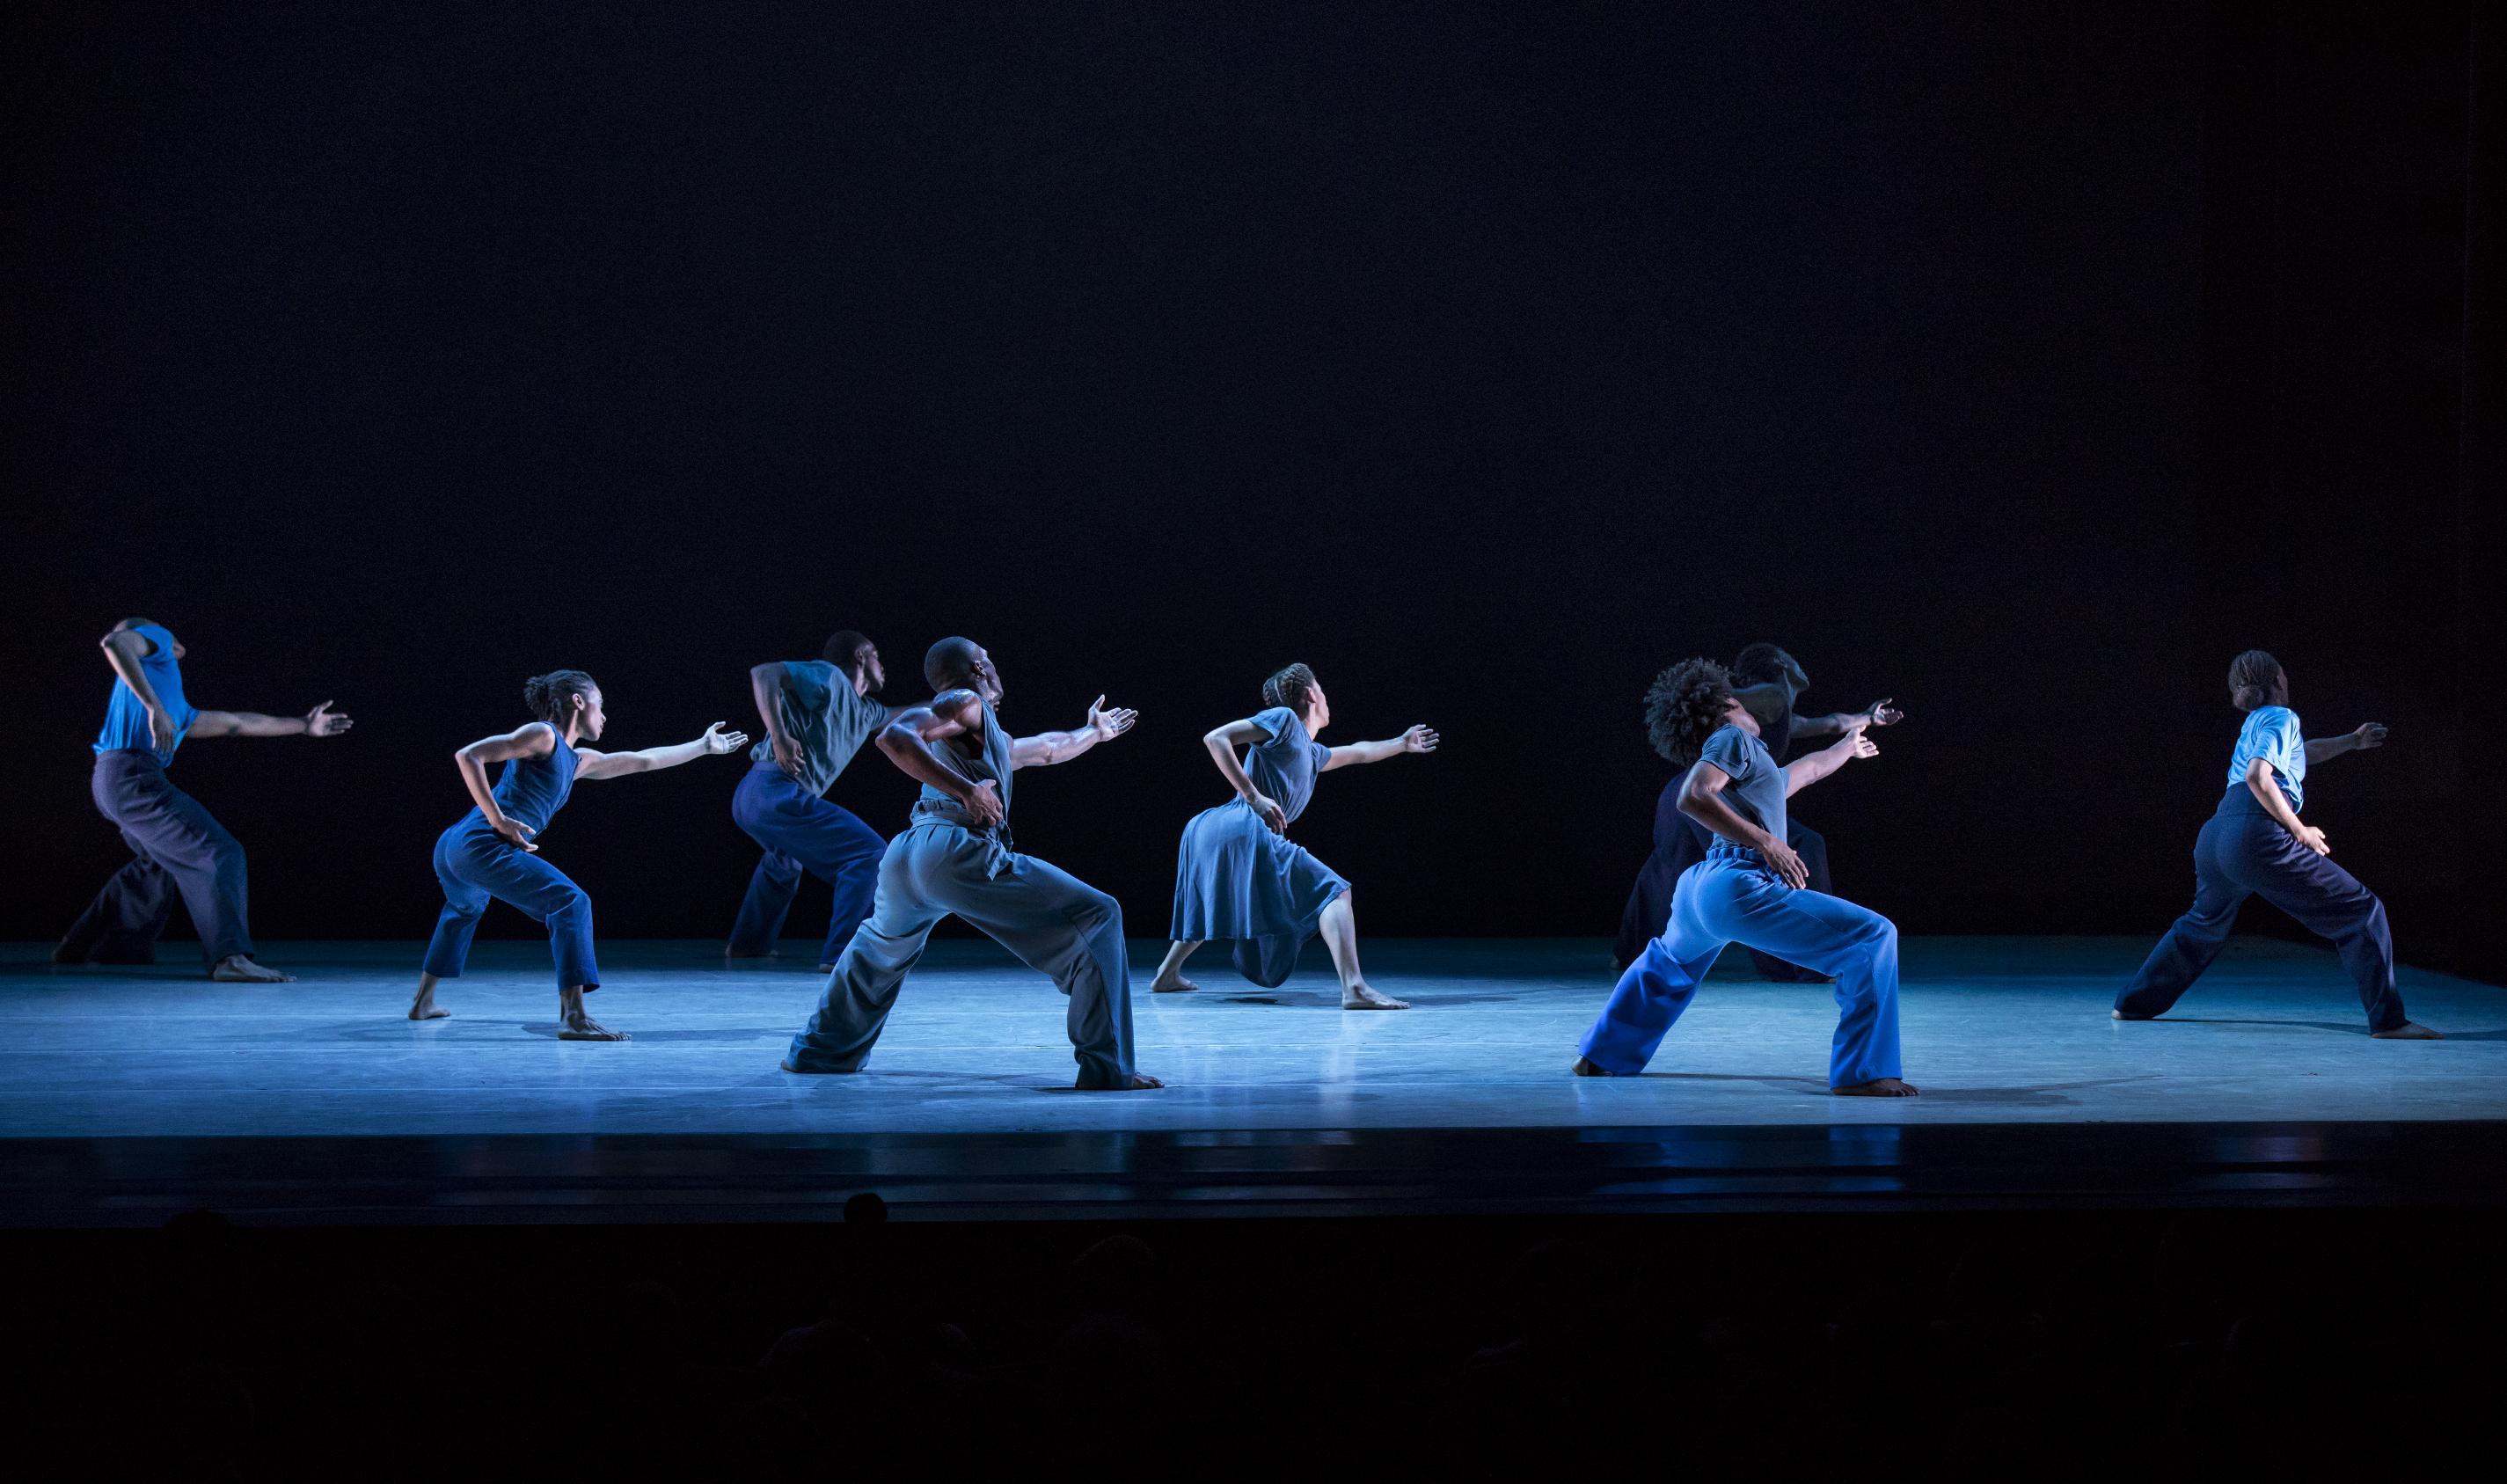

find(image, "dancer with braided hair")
[1575,659,1914,1094]
[2111,649,2438,1037]
[1150,662,1439,1009]
[408,670,749,1039]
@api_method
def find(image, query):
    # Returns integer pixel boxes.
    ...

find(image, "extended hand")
[305,701,354,737]
[1835,723,1879,761]
[1246,792,1288,833]
[1762,836,1809,889]
[1860,698,1903,727]
[2293,822,2331,857]
[1087,696,1139,742]
[701,722,750,755]
[149,706,180,754]
[1402,724,1441,754]
[492,816,539,852]
[963,779,1006,827]
[2350,722,2387,751]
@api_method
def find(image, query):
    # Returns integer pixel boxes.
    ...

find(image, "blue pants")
[1582,852,1903,1087]
[727,763,887,965]
[421,821,600,991]
[786,822,1139,1089]
[1615,780,1832,978]
[2115,792,2406,1031]
[61,750,254,968]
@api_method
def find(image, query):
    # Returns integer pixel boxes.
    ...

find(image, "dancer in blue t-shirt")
[57,618,354,981]
[2113,649,2439,1038]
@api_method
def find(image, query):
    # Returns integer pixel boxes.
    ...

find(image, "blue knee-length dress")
[1167,705,1349,987]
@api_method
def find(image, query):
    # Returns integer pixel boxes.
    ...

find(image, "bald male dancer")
[57,617,354,981]
[784,637,1162,1090]
[727,630,905,969]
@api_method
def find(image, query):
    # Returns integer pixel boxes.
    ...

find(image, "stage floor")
[4,937,2502,1223]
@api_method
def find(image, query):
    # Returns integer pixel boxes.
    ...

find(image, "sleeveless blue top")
[481,732,579,834]
[910,695,1013,832]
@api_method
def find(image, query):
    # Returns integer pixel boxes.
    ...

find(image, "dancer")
[783,636,1159,1089]
[1575,658,1914,1095]
[2111,650,2438,1038]
[1149,663,1438,1008]
[57,618,354,981]
[408,670,747,1038]
[1613,643,1901,975]
[727,630,902,969]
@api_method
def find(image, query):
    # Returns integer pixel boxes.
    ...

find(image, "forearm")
[1018,727,1100,767]
[879,732,982,801]
[1345,736,1407,766]
[2244,766,2306,832]
[457,755,507,823]
[1204,735,1261,798]
[1783,746,1848,797]
[1790,712,1846,740]
[103,646,166,713]
[220,712,311,738]
[607,737,713,775]
[749,667,792,748]
[1679,791,1780,853]
[2303,735,2356,764]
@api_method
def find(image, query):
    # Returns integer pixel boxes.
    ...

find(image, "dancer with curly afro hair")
[1575,658,1917,1094]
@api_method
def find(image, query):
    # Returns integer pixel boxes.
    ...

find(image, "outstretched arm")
[190,703,353,740]
[1781,723,1879,797]
[2305,723,2386,764]
[875,691,1004,824]
[1678,764,1811,888]
[1009,695,1138,770]
[1790,698,1904,741]
[455,722,559,850]
[1323,724,1440,771]
[576,722,749,780]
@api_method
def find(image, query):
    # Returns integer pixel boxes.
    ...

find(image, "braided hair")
[1262,662,1319,713]
[523,669,597,725]
[2226,650,2286,713]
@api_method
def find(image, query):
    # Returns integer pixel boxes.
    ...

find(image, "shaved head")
[925,636,983,691]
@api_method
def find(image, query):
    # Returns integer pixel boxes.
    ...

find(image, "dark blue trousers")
[422,821,600,991]
[727,762,887,966]
[61,750,254,968]
[2115,791,2407,1032]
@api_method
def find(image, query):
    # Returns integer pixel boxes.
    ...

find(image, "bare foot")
[1571,1056,1613,1077]
[211,955,296,983]
[1084,1072,1164,1091]
[558,1012,630,1042]
[1342,983,1410,1010]
[2112,1008,2156,1020]
[2372,1021,2443,1040]
[1151,973,1201,994]
[408,991,450,1021]
[1832,1078,1919,1097]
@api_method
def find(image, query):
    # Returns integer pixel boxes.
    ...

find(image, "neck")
[560,718,586,745]
[1300,705,1325,737]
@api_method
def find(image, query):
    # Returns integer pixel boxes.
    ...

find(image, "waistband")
[93,748,167,768]
[2214,786,2272,818]
[1705,838,1769,866]
[910,802,1013,851]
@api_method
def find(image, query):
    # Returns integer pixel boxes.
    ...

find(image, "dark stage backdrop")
[4,4,2494,966]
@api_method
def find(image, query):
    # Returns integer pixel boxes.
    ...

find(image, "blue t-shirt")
[1692,722,1787,842]
[2227,705,2306,811]
[93,623,199,764]
[1243,705,1332,824]
[748,659,889,797]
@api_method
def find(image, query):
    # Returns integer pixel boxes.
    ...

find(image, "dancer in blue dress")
[1575,658,1915,1094]
[2112,649,2439,1038]
[1148,663,1439,1010]
[726,629,903,969]
[58,617,354,981]
[408,669,748,1039]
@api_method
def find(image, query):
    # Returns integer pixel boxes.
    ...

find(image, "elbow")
[750,662,780,684]
[876,724,915,759]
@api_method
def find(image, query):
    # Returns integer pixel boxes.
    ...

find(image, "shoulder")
[517,720,560,752]
[930,689,984,725]
[2246,705,2300,735]
[1699,723,1759,771]
[1252,705,1298,741]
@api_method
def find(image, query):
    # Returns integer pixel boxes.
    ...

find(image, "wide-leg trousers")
[1582,852,1902,1087]
[786,822,1139,1089]
[727,763,887,965]
[60,750,254,968]
[421,822,601,991]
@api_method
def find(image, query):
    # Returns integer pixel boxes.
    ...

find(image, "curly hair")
[523,669,597,725]
[1645,658,1735,766]
[1262,662,1319,713]
[2226,649,2285,713]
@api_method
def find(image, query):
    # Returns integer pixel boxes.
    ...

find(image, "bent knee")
[1070,888,1122,931]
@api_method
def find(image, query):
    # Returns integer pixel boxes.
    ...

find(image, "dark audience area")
[11,1200,2491,1459]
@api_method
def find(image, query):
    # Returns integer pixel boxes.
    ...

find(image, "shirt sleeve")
[782,660,836,714]
[2253,709,2305,780]
[1696,725,1756,783]
[1248,706,1297,744]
